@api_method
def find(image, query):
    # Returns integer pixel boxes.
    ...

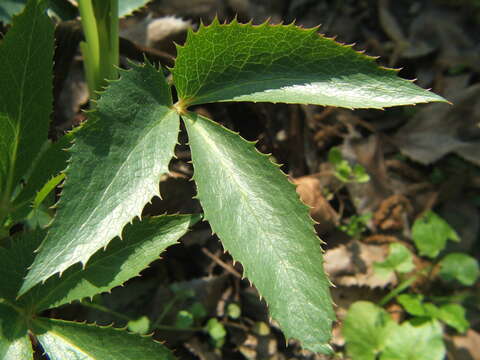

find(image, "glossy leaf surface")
[20,63,180,295]
[26,215,198,311]
[184,112,334,353]
[173,20,446,109]
[33,318,175,360]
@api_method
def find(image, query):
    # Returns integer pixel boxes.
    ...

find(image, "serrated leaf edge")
[172,18,422,111]
[19,62,178,296]
[183,113,334,352]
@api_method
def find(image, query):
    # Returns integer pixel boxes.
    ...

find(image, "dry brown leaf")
[373,194,413,231]
[394,84,480,166]
[293,175,339,234]
[324,241,394,288]
[342,135,392,217]
[446,329,480,360]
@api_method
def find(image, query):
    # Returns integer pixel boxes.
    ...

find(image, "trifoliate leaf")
[382,320,445,360]
[173,19,446,109]
[412,211,459,258]
[22,215,199,312]
[183,112,335,353]
[374,243,414,279]
[439,253,479,286]
[0,0,54,202]
[33,318,175,360]
[19,62,180,296]
[0,304,32,360]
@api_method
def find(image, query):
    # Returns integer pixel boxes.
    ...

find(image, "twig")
[202,248,242,278]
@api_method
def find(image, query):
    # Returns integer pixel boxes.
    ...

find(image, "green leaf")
[183,112,335,353]
[33,318,175,360]
[227,303,241,319]
[10,134,72,223]
[343,301,397,360]
[352,164,370,183]
[22,215,198,312]
[32,173,65,209]
[205,318,226,349]
[382,320,445,360]
[439,252,479,286]
[0,303,32,360]
[0,231,43,303]
[128,316,150,335]
[374,243,414,279]
[19,62,180,296]
[412,211,459,258]
[328,147,343,165]
[0,0,54,203]
[175,310,193,329]
[172,19,446,109]
[437,303,469,333]
[118,0,151,17]
[396,294,469,333]
[396,294,439,318]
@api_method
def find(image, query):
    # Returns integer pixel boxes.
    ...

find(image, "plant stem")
[78,0,100,96]
[81,300,132,322]
[378,265,432,306]
[80,300,203,332]
[78,0,119,99]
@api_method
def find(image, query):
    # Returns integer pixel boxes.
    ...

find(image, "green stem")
[80,301,203,332]
[78,0,119,99]
[78,0,101,96]
[378,266,432,307]
[151,293,182,329]
[155,324,203,332]
[81,301,132,322]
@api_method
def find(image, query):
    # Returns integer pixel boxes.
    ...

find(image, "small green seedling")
[328,147,370,183]
[345,211,478,360]
[340,213,372,238]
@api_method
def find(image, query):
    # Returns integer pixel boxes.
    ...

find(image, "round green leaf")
[412,211,459,258]
[382,320,445,360]
[374,243,414,279]
[343,301,397,360]
[439,253,479,286]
